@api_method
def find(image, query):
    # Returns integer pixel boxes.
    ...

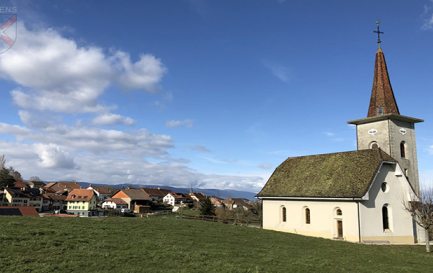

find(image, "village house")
[210,196,224,208]
[101,198,128,210]
[0,192,5,206]
[223,198,253,211]
[189,192,206,203]
[87,186,115,202]
[3,188,43,211]
[110,189,151,211]
[163,192,192,207]
[42,192,67,212]
[66,189,97,217]
[26,180,46,189]
[258,45,425,244]
[13,180,28,191]
[141,188,171,202]
[3,188,29,207]
[44,181,81,194]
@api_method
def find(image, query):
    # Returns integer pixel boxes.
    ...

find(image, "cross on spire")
[373,20,384,49]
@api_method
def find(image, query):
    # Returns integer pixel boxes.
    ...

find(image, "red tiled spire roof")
[367,48,400,117]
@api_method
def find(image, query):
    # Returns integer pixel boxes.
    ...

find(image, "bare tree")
[29,176,41,182]
[405,187,433,252]
[0,154,6,170]
[8,167,22,181]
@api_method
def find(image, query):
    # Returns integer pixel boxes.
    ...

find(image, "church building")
[257,33,425,244]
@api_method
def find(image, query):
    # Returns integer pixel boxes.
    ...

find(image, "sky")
[0,0,432,192]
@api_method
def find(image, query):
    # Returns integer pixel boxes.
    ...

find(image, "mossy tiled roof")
[258,149,395,198]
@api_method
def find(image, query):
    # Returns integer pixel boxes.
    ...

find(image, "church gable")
[258,149,395,199]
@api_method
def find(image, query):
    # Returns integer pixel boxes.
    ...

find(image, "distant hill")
[78,182,257,200]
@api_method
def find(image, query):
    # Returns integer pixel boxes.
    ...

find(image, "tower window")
[370,141,379,149]
[400,141,406,158]
[282,207,287,222]
[305,208,311,224]
[336,208,342,216]
[377,106,384,115]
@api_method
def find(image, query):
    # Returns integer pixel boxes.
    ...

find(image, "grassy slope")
[0,217,431,273]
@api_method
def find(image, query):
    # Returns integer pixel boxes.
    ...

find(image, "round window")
[381,182,388,192]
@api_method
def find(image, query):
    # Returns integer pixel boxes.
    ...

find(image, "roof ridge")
[283,149,378,160]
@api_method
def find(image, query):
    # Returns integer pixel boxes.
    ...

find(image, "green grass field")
[0,216,431,273]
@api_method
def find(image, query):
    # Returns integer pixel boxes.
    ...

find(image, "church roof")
[257,149,395,199]
[367,48,400,117]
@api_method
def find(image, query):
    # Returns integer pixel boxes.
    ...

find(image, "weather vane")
[373,20,384,49]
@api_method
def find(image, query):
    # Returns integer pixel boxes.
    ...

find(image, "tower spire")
[367,23,400,117]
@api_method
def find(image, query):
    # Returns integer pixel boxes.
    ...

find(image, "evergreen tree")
[0,168,16,189]
[200,197,215,216]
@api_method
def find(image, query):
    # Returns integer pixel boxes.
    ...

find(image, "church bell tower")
[348,23,423,194]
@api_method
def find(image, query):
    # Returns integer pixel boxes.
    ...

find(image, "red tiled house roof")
[66,189,95,202]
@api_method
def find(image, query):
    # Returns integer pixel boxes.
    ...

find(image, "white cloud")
[0,122,173,157]
[0,122,29,136]
[263,60,291,83]
[0,25,111,113]
[0,139,265,192]
[114,51,166,92]
[423,16,433,30]
[165,119,194,128]
[323,131,345,142]
[18,110,56,128]
[422,1,433,30]
[34,143,76,169]
[257,163,274,170]
[324,131,335,137]
[0,23,166,114]
[92,113,134,126]
[201,156,230,165]
[190,145,210,153]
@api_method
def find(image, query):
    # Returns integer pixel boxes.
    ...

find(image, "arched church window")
[305,208,311,224]
[370,141,379,149]
[400,141,406,158]
[382,205,390,230]
[336,209,342,216]
[282,207,287,222]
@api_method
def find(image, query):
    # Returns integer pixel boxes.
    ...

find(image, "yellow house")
[66,189,97,217]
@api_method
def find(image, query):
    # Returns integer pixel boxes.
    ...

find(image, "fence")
[168,213,260,227]
[141,209,261,227]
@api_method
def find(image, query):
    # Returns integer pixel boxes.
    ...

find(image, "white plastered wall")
[262,199,360,242]
[359,163,419,244]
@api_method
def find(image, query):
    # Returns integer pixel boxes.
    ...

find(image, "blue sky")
[0,0,432,192]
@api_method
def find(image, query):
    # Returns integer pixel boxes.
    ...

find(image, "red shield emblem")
[0,14,17,54]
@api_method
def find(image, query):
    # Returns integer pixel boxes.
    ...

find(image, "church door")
[337,220,343,238]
